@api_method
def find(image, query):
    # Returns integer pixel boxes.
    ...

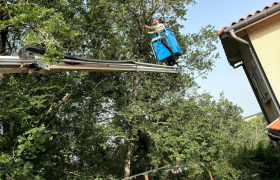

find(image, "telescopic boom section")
[0,56,179,75]
[0,46,179,75]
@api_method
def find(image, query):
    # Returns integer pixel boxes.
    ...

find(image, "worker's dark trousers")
[160,35,177,65]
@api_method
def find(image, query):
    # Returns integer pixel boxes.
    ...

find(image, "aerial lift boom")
[0,46,179,75]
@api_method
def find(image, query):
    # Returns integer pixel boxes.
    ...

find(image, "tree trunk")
[124,135,132,177]
[0,29,7,55]
[124,73,139,178]
[1,73,10,152]
[0,71,8,180]
[3,120,10,152]
[0,73,5,180]
[0,3,7,55]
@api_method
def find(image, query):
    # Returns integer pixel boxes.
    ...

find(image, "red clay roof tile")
[217,2,280,36]
[217,26,228,36]
[247,14,253,18]
[239,18,245,22]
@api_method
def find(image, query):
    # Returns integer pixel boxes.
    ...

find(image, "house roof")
[217,2,280,36]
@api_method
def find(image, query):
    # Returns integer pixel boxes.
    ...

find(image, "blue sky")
[179,0,275,117]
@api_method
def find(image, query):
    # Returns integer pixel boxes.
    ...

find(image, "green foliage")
[0,0,112,63]
[1,0,279,180]
[225,140,280,180]
[0,72,125,179]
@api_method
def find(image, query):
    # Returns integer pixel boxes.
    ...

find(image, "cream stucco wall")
[247,13,280,110]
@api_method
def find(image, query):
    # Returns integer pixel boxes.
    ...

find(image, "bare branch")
[153,122,169,125]
[111,136,135,141]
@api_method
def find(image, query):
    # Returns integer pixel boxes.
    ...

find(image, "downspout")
[242,64,270,125]
[228,29,280,117]
[232,61,270,125]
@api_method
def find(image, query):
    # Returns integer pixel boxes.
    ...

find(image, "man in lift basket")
[144,19,164,33]
[144,19,178,66]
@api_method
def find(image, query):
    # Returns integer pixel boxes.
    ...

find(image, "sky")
[178,0,275,117]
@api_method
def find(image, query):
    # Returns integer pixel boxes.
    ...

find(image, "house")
[218,2,280,126]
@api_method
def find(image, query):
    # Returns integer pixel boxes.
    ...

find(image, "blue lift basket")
[150,28,182,64]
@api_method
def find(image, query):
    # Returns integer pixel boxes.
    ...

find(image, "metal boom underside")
[0,56,179,75]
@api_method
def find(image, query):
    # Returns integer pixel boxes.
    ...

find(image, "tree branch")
[46,93,71,125]
[112,136,135,141]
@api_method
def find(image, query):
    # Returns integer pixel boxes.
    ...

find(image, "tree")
[1,0,248,180]
[0,0,113,62]
[91,0,222,178]
[0,1,119,179]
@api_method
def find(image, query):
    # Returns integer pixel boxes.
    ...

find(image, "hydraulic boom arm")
[0,46,179,75]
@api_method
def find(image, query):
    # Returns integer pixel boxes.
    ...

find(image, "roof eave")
[218,3,280,36]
